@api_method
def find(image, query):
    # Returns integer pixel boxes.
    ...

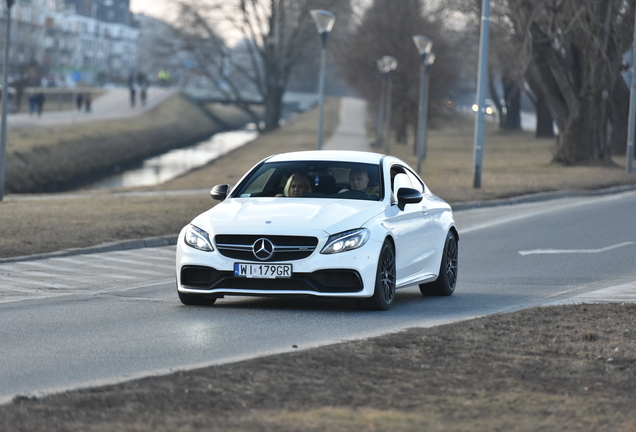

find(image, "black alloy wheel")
[419,231,458,296]
[358,240,396,311]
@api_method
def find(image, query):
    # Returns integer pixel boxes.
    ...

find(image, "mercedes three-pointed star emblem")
[252,238,275,261]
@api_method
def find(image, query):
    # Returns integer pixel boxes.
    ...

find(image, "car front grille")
[214,235,318,262]
[180,266,363,294]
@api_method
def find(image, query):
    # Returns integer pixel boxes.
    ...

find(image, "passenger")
[283,172,312,197]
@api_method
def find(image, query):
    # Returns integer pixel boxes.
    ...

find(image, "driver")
[340,169,369,193]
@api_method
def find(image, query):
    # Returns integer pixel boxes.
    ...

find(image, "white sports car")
[176,150,458,310]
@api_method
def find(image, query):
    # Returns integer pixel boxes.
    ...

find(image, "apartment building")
[0,0,138,85]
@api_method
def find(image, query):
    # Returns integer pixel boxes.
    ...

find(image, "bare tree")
[338,0,462,147]
[525,63,555,137]
[507,0,634,165]
[170,0,352,132]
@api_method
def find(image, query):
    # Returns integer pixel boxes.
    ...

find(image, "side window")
[405,169,424,193]
[392,173,412,194]
[391,165,417,194]
[390,166,403,193]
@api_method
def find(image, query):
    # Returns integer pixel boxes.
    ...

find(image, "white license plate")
[234,263,292,279]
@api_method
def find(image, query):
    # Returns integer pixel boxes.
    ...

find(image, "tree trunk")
[535,95,555,138]
[488,73,505,129]
[525,64,555,138]
[609,77,629,155]
[554,95,613,165]
[503,78,522,130]
[263,86,283,131]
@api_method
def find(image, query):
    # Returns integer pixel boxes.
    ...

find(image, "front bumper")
[175,229,381,298]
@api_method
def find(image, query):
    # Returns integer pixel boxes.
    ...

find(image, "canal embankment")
[4,92,261,194]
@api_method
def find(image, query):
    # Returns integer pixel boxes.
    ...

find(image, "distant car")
[472,98,495,115]
[175,150,458,311]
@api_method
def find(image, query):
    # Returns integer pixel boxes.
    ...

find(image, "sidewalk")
[7,86,179,130]
[323,97,372,151]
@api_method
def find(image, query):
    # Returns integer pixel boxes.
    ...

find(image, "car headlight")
[321,229,370,254]
[184,225,213,252]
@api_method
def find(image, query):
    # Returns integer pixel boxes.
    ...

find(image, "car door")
[403,168,445,277]
[388,165,434,280]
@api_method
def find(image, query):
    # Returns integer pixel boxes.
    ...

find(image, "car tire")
[178,290,217,306]
[419,231,458,296]
[357,240,396,311]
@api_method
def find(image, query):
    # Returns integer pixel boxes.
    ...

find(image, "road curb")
[450,184,636,211]
[0,235,178,264]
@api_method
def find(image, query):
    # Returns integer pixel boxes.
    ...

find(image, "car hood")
[191,198,385,236]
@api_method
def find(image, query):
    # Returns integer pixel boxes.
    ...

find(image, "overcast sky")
[129,0,171,19]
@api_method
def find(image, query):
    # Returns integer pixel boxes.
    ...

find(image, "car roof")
[266,150,387,165]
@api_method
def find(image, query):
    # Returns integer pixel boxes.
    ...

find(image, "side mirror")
[210,184,231,201]
[396,187,422,210]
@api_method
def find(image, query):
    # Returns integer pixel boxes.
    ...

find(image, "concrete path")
[7,86,179,129]
[323,97,373,151]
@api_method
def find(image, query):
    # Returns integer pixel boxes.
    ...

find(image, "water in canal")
[83,127,258,190]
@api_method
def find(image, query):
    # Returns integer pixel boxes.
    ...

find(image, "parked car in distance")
[176,150,458,311]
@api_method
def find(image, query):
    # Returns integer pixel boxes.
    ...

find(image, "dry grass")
[3,303,635,431]
[389,115,636,203]
[0,193,210,259]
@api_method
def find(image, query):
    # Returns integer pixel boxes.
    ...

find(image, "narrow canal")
[82,127,258,190]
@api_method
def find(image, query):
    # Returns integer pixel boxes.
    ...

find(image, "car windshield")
[232,161,382,201]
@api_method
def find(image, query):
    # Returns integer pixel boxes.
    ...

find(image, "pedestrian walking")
[140,85,147,106]
[28,94,36,116]
[35,92,45,117]
[84,92,92,113]
[128,73,136,107]
[76,93,83,111]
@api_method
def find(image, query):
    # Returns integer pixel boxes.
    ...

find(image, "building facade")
[0,0,138,86]
[63,0,132,25]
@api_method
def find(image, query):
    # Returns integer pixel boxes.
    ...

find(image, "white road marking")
[550,281,636,304]
[0,245,176,304]
[0,274,72,289]
[50,257,167,277]
[518,241,634,256]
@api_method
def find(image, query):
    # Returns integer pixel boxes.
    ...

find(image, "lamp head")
[376,59,385,73]
[427,52,436,66]
[310,10,336,34]
[412,35,433,55]
[382,55,398,72]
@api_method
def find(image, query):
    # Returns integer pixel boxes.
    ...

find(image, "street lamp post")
[413,35,435,173]
[381,55,397,155]
[626,7,636,174]
[375,58,386,146]
[0,0,15,201]
[472,0,491,188]
[310,9,335,151]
